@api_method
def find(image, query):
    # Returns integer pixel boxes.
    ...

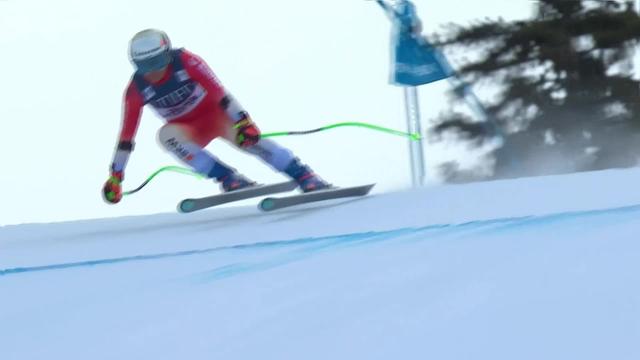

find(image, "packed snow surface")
[1,169,639,360]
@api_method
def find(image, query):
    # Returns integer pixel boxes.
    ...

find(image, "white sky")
[0,0,531,226]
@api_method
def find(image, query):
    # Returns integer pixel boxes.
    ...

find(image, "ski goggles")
[134,52,172,74]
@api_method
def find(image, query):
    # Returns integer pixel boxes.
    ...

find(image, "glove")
[234,114,261,148]
[102,171,124,204]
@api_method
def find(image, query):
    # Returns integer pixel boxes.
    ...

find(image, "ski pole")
[123,122,422,196]
[261,121,422,141]
[123,166,204,197]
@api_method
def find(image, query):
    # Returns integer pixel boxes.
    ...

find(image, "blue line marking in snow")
[2,203,640,278]
[0,232,390,277]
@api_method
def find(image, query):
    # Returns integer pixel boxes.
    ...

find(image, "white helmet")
[129,29,172,74]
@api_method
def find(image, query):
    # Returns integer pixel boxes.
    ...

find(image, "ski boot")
[218,172,257,192]
[284,159,332,192]
[208,161,256,192]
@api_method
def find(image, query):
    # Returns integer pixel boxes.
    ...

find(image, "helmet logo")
[129,29,172,71]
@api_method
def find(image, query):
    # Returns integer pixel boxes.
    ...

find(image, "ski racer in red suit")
[103,29,330,204]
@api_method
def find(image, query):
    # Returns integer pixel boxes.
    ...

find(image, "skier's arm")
[111,82,143,173]
[181,50,226,106]
[103,82,143,204]
[180,49,249,123]
[182,50,260,147]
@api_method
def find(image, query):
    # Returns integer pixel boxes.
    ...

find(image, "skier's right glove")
[102,171,124,204]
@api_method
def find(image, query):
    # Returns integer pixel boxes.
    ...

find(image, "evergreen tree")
[432,0,640,181]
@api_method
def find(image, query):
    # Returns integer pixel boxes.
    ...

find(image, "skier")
[103,29,330,204]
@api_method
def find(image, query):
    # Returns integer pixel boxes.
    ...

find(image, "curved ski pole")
[261,121,422,141]
[123,166,205,197]
[123,122,419,197]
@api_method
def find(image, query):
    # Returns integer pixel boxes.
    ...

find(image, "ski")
[178,180,299,213]
[258,184,375,212]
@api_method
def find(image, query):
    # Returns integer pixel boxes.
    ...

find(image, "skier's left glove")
[102,171,124,204]
[234,114,261,148]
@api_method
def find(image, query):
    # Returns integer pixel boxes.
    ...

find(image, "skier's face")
[143,66,169,83]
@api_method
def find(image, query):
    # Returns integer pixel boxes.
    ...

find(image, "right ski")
[178,180,298,213]
[259,183,375,212]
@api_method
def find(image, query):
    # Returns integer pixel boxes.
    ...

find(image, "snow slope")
[1,169,639,360]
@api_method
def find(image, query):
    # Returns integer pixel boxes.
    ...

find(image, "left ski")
[178,180,298,213]
[259,184,375,212]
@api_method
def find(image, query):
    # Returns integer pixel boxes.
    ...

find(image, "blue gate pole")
[403,86,426,187]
